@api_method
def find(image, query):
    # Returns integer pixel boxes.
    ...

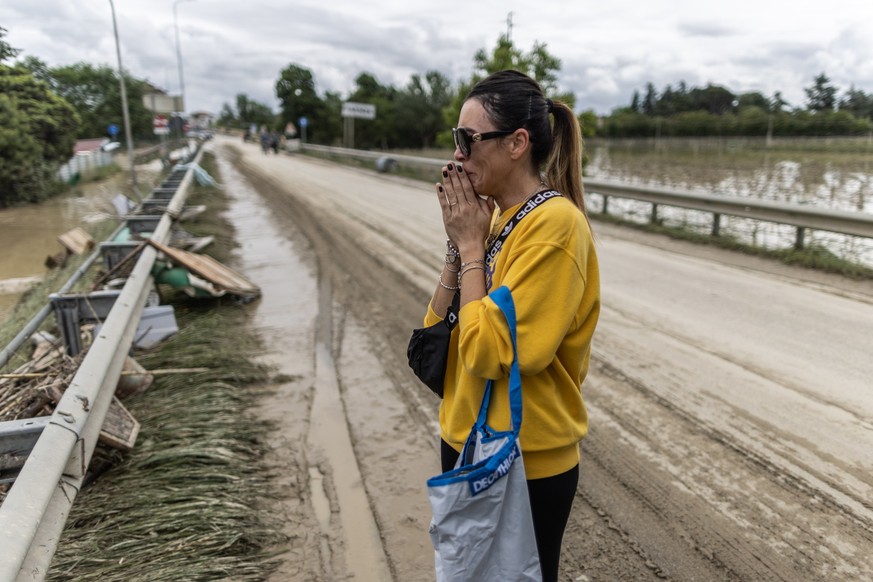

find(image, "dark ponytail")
[544,100,587,215]
[466,70,589,217]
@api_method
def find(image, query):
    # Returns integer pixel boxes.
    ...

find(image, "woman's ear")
[507,129,531,161]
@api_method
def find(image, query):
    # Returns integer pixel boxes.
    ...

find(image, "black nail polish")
[447,163,454,170]
[457,165,463,173]
[442,170,448,177]
[438,185,444,191]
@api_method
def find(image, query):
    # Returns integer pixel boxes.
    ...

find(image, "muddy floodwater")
[0,164,162,325]
[584,139,873,265]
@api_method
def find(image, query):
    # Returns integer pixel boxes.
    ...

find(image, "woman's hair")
[466,70,587,215]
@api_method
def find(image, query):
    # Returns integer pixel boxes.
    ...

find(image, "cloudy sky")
[3,0,872,117]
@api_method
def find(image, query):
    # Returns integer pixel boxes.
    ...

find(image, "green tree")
[688,84,736,115]
[442,34,570,144]
[347,72,397,149]
[0,64,79,206]
[642,83,657,115]
[577,109,598,138]
[839,86,873,119]
[0,27,19,62]
[232,93,275,129]
[771,91,788,113]
[805,73,837,112]
[216,102,236,128]
[25,62,152,139]
[394,71,452,148]
[472,34,525,75]
[737,91,769,110]
[275,64,324,137]
[630,90,641,113]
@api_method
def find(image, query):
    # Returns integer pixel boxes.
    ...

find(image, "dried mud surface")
[213,137,873,582]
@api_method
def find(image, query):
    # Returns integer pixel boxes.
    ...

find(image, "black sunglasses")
[452,127,517,157]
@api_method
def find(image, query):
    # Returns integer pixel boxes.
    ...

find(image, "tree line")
[216,33,578,150]
[601,75,873,138]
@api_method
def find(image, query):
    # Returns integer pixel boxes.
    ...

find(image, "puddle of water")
[213,145,392,580]
[309,467,332,531]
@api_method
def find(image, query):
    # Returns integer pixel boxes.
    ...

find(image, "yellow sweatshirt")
[425,194,600,479]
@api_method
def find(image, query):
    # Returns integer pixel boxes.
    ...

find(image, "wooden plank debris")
[58,227,96,255]
[98,397,140,452]
[147,239,261,299]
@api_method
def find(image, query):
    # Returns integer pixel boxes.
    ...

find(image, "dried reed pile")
[0,338,83,421]
[47,306,285,581]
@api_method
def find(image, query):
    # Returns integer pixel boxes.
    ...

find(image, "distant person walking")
[259,128,270,154]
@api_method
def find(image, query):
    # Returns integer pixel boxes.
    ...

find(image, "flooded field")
[584,139,873,265]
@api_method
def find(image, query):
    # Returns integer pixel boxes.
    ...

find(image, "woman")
[423,70,600,581]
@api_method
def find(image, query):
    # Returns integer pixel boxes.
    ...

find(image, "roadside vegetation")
[48,152,288,580]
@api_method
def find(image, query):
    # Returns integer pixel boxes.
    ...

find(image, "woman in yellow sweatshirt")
[423,70,600,581]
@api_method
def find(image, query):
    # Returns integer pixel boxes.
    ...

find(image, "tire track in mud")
[584,336,873,581]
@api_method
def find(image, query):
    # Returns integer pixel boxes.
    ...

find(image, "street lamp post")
[108,0,139,198]
[173,0,196,115]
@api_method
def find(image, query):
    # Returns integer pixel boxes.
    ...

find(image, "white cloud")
[2,0,871,116]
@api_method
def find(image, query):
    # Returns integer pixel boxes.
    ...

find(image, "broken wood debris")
[147,239,261,300]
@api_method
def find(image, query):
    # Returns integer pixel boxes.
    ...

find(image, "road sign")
[153,115,169,136]
[108,123,119,137]
[298,116,308,128]
[341,102,376,120]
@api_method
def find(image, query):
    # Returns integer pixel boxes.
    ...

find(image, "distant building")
[73,138,107,155]
[189,111,214,130]
[142,82,183,115]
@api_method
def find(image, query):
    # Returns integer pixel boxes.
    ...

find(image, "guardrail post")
[795,227,806,250]
[49,292,122,356]
[651,203,659,224]
[712,213,721,236]
[602,194,610,215]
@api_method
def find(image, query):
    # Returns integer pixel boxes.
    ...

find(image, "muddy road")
[212,137,873,581]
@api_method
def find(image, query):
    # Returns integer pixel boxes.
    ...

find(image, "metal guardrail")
[299,143,873,247]
[583,179,873,247]
[0,147,204,581]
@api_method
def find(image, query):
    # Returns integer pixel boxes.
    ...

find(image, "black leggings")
[441,440,579,582]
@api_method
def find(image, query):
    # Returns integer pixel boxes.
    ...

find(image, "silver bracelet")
[460,258,484,269]
[458,264,486,285]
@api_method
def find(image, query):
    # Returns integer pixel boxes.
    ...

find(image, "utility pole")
[173,0,196,114]
[108,0,139,199]
[506,12,513,41]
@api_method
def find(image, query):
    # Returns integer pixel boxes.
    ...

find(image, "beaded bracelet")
[439,272,460,290]
[445,239,460,264]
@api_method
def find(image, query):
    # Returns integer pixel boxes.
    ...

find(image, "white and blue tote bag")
[427,286,541,581]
